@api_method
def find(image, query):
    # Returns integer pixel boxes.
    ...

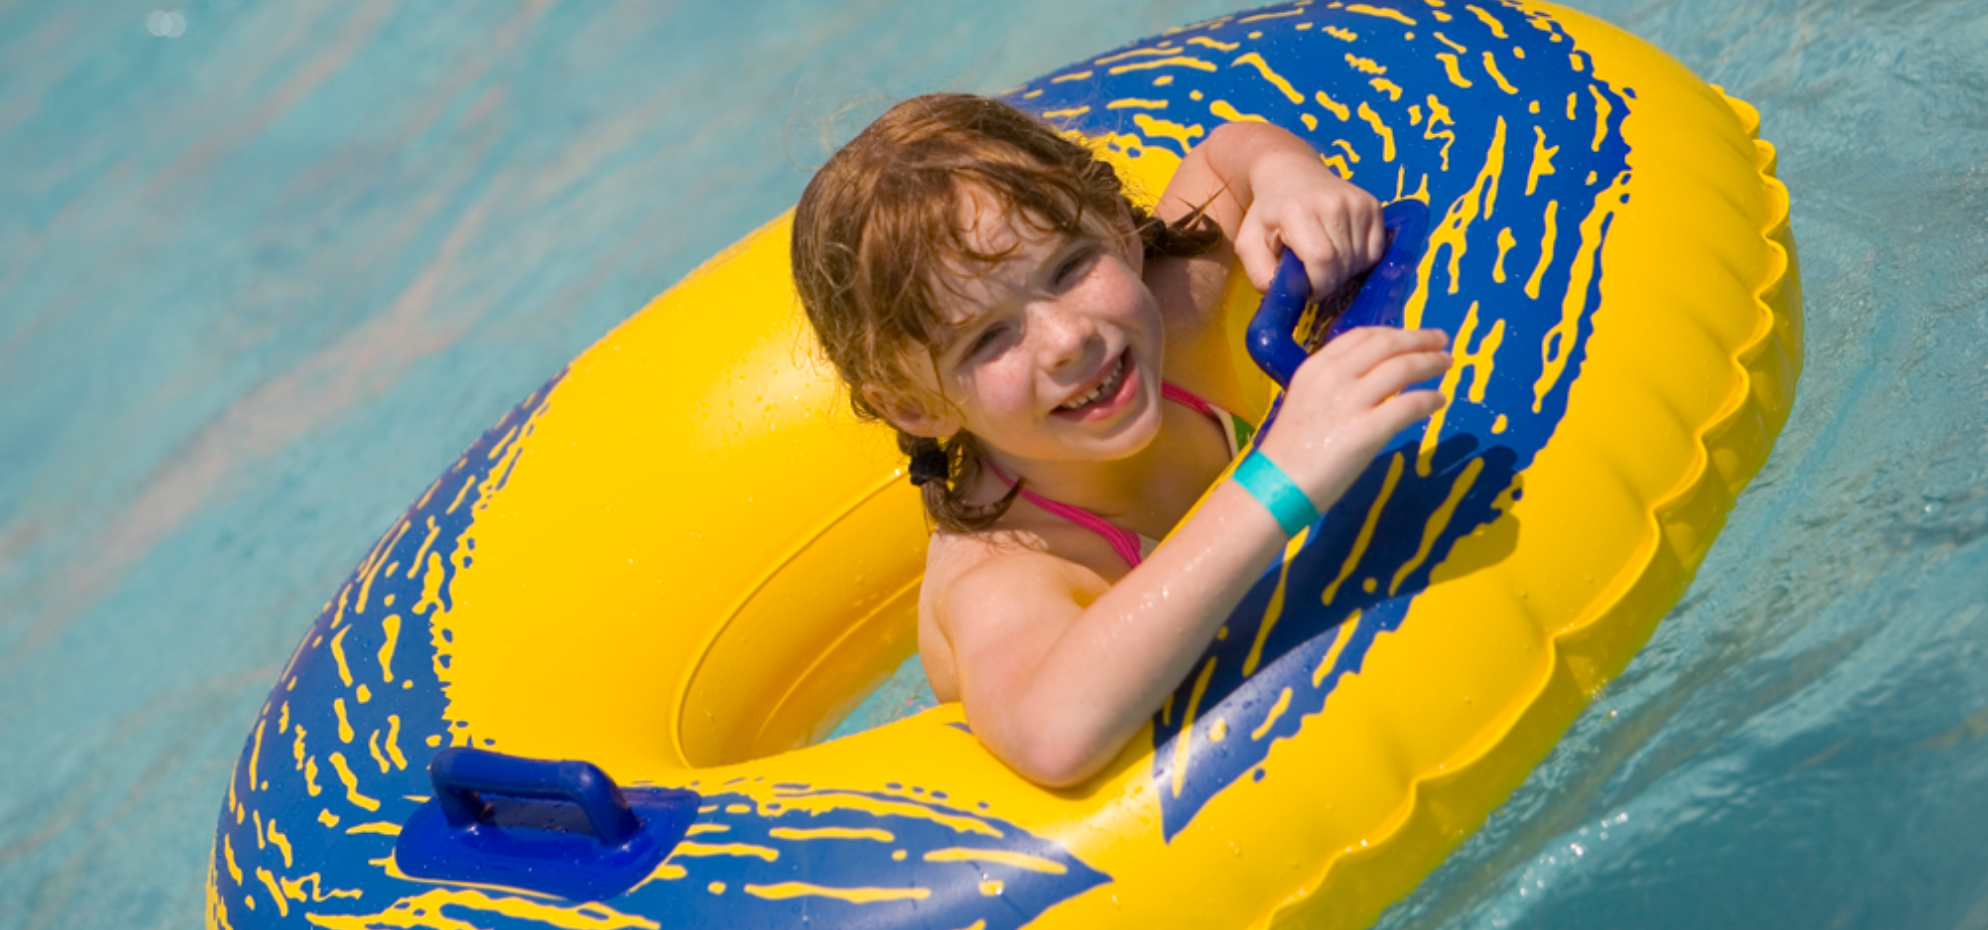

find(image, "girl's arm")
[941,326,1450,786]
[937,119,1443,787]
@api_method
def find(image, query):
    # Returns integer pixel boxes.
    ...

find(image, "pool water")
[1,1,1983,927]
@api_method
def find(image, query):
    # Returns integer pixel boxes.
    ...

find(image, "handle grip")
[430,747,641,847]
[1245,199,1432,387]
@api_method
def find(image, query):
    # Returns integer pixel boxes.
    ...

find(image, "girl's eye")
[965,325,1006,358]
[1054,247,1098,287]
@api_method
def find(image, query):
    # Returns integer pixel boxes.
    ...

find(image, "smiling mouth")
[1056,353,1129,413]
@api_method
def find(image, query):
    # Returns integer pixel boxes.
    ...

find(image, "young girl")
[793,94,1450,787]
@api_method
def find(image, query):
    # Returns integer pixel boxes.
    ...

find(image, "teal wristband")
[1232,450,1322,536]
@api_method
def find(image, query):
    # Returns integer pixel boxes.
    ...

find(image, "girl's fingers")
[1285,210,1337,297]
[1352,350,1453,405]
[1250,193,1375,297]
[1318,211,1354,295]
[1370,388,1447,433]
[1288,202,1359,297]
[1237,215,1281,293]
[1258,213,1321,297]
[1310,322,1388,361]
[1364,215,1389,266]
[1313,326,1448,374]
[1287,330,1449,432]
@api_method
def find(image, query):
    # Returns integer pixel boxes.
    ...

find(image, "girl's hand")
[1256,327,1451,507]
[1156,122,1382,299]
[1233,150,1387,299]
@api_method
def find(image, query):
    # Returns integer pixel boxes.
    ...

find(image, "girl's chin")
[1044,399,1164,462]
[980,414,1159,467]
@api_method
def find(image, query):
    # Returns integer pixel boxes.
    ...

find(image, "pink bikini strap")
[1161,380,1218,419]
[975,380,1235,570]
[983,458,1148,568]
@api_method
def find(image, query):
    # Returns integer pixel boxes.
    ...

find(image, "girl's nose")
[1031,303,1098,373]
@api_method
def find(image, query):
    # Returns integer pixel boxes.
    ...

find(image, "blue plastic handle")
[430,747,641,846]
[1245,199,1433,387]
[397,747,701,900]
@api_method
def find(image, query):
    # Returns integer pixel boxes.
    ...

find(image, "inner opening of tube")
[823,653,940,742]
[676,582,923,767]
[673,485,932,768]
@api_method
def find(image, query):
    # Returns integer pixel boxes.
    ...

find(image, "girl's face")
[879,190,1166,467]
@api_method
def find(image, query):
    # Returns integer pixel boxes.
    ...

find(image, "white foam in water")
[1,1,1983,926]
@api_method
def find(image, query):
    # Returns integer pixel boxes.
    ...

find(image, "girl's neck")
[975,404,1222,537]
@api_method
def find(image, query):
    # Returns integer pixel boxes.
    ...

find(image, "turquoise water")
[1,1,1983,927]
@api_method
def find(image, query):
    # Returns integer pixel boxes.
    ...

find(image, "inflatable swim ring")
[206,1,1800,927]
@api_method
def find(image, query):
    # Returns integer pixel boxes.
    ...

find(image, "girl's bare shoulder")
[916,522,1110,702]
[923,522,1114,607]
[920,519,1122,635]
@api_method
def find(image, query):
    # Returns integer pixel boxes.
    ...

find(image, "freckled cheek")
[967,364,1040,422]
[1095,276,1159,332]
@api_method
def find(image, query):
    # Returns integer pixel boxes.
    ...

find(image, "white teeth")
[1059,356,1125,411]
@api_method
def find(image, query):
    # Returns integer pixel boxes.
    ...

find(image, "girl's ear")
[861,382,962,438]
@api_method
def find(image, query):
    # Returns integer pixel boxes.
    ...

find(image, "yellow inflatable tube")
[208,2,1799,928]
